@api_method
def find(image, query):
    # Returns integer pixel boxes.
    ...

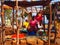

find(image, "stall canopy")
[4,0,52,7]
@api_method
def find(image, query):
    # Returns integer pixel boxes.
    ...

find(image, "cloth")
[20,28,27,33]
[30,19,37,27]
[23,22,29,28]
[38,24,43,29]
[35,15,42,22]
[27,31,36,36]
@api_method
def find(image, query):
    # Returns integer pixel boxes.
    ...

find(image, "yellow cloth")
[23,22,29,28]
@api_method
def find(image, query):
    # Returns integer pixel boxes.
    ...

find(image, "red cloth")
[30,19,37,27]
[12,33,25,38]
[35,15,42,22]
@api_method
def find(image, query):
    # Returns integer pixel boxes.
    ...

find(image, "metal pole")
[48,4,52,45]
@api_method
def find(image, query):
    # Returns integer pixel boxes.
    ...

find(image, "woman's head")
[32,16,35,20]
[38,13,42,16]
[37,10,43,16]
[25,19,28,22]
[37,12,42,16]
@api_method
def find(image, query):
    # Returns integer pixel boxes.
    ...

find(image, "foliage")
[5,9,12,19]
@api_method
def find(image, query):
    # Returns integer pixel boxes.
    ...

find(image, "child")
[23,20,29,29]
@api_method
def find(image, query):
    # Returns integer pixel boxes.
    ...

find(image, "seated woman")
[27,16,37,36]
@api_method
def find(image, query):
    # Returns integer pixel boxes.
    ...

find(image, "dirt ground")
[0,27,60,45]
[0,37,59,45]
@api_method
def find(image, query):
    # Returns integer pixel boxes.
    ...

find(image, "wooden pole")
[54,6,57,45]
[43,6,45,32]
[12,7,14,33]
[48,4,52,45]
[1,0,5,45]
[23,8,31,21]
[1,0,3,44]
[22,8,24,25]
[15,0,19,45]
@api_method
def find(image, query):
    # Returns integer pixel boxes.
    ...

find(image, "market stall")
[0,0,52,45]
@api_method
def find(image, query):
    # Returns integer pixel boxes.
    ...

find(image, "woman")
[35,12,43,25]
[28,16,37,35]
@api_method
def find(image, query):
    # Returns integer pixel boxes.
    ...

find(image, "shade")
[4,0,51,7]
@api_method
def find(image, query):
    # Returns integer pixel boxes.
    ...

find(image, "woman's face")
[38,13,42,16]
